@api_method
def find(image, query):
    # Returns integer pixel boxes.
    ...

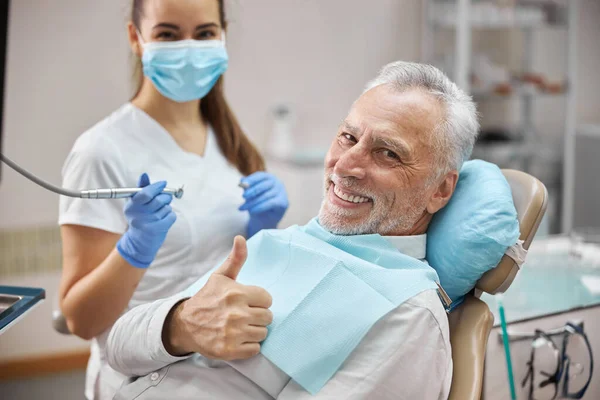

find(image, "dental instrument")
[498,294,517,400]
[238,182,250,189]
[0,153,184,199]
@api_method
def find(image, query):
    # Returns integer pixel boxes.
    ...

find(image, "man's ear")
[426,170,459,214]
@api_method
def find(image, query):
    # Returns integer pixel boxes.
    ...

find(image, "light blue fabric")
[141,39,228,103]
[184,218,439,394]
[427,159,520,306]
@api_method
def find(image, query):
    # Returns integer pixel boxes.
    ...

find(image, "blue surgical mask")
[138,33,228,103]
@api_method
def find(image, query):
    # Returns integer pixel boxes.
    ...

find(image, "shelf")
[471,84,568,99]
[429,2,567,30]
[431,18,566,30]
[423,0,579,233]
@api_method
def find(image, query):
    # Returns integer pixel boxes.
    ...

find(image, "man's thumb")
[214,236,248,280]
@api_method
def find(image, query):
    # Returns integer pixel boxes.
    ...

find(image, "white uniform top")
[58,103,249,400]
[106,234,453,400]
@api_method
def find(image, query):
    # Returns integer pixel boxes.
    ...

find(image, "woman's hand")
[239,172,289,238]
[117,173,177,268]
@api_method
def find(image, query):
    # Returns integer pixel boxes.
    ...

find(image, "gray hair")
[364,61,479,178]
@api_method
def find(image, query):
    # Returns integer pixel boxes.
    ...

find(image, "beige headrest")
[475,169,548,294]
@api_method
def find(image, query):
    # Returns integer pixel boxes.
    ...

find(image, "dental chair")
[447,169,548,400]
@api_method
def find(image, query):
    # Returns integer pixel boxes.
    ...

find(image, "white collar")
[384,234,427,260]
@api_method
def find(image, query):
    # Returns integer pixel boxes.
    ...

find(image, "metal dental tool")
[238,182,250,189]
[80,186,184,199]
[0,153,184,199]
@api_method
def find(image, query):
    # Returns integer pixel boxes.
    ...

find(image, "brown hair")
[131,0,265,175]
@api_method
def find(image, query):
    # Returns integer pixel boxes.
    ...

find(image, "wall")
[224,0,422,152]
[574,0,600,125]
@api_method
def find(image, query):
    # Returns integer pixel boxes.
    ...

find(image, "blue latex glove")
[239,171,289,238]
[117,173,177,268]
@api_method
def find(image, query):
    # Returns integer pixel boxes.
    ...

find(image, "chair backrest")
[447,169,548,400]
[476,170,549,294]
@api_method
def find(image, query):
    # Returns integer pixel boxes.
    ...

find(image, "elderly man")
[106,61,479,400]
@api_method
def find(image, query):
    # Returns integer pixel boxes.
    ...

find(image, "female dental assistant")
[57,1,288,399]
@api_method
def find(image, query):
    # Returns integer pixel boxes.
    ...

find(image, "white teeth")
[333,185,369,204]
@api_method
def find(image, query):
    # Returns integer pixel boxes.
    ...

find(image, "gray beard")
[318,181,427,236]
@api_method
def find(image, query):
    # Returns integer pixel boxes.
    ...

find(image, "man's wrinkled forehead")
[344,85,442,152]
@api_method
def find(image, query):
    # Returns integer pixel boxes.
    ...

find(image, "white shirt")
[106,234,452,400]
[58,103,249,400]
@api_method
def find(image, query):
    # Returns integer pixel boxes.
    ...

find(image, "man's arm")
[106,236,274,376]
[277,289,452,400]
[106,292,193,376]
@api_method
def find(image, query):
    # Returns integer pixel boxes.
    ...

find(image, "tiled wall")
[0,226,62,277]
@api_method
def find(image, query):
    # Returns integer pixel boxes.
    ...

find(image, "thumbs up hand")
[163,236,274,360]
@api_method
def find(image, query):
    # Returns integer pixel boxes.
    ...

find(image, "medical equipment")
[184,217,439,394]
[497,294,517,400]
[0,153,184,199]
[0,286,45,336]
[238,182,250,189]
[561,322,594,399]
[522,329,562,400]
[520,322,594,400]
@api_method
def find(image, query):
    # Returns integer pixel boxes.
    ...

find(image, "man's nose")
[333,146,367,180]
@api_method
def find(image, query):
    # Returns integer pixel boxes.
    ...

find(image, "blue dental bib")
[185,218,439,394]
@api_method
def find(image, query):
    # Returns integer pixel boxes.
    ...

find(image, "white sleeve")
[58,141,131,234]
[106,263,220,376]
[106,292,193,377]
[278,293,453,400]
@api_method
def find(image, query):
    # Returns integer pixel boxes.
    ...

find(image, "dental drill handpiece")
[80,187,184,199]
[0,153,184,199]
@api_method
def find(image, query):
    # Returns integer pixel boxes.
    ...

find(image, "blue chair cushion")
[427,159,520,307]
